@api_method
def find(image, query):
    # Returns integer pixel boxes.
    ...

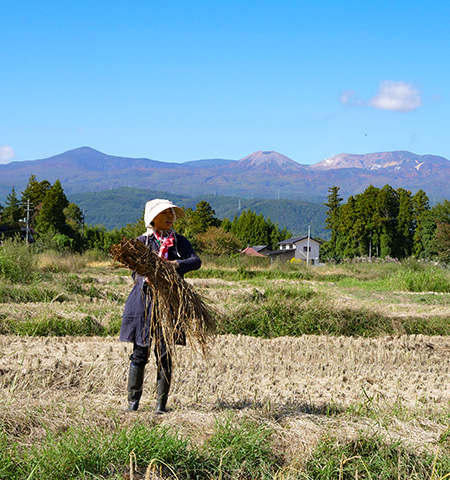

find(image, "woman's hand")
[166,260,179,269]
[144,260,178,285]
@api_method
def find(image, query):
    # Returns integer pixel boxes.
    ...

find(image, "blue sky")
[2,0,449,165]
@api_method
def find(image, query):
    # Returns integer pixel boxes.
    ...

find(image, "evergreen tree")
[173,201,220,247]
[36,180,69,234]
[188,200,220,234]
[324,184,434,261]
[269,221,289,247]
[21,175,51,224]
[228,209,289,249]
[412,189,431,257]
[337,195,359,258]
[434,221,450,263]
[430,200,450,262]
[221,217,232,232]
[64,203,84,232]
[3,186,23,224]
[395,188,414,258]
[323,186,343,258]
[354,185,381,257]
[377,185,398,258]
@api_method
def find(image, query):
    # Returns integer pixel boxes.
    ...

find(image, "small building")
[270,236,322,265]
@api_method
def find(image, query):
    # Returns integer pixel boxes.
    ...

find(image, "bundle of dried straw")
[110,237,215,359]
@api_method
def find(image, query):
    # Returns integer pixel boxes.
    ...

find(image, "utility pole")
[25,199,32,245]
[306,225,311,267]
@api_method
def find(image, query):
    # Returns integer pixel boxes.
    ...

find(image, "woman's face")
[153,208,175,232]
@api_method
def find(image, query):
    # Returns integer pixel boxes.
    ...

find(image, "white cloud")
[340,81,422,113]
[369,81,422,112]
[0,145,15,164]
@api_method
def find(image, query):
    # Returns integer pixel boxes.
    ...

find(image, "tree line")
[0,177,291,255]
[0,176,85,249]
[322,184,450,262]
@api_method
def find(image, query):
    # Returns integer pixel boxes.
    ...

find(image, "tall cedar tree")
[324,184,431,260]
[412,190,432,257]
[21,175,51,224]
[2,186,23,224]
[36,180,69,234]
[324,186,342,258]
[431,199,450,262]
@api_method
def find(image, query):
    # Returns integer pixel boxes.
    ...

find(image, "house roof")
[277,236,322,246]
[252,245,269,252]
[241,246,266,257]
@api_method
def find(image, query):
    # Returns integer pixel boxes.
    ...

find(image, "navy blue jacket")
[119,232,201,346]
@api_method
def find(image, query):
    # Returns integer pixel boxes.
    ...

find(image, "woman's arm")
[174,234,201,276]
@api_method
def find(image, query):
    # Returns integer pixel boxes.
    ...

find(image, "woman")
[120,199,201,413]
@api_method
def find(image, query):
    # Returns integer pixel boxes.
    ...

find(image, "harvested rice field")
[1,255,450,478]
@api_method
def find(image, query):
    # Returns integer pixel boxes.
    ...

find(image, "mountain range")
[2,147,449,204]
[2,147,450,234]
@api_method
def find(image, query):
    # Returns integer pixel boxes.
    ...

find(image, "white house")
[269,236,322,265]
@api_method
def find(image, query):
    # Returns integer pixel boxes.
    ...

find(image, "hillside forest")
[0,175,291,255]
[2,175,450,262]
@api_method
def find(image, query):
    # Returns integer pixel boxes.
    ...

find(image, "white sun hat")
[144,199,185,229]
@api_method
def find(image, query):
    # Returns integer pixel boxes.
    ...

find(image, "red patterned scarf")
[153,230,174,259]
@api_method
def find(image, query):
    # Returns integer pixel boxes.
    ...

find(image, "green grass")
[304,434,450,479]
[0,283,60,303]
[333,261,450,294]
[3,246,450,338]
[217,298,397,338]
[0,314,108,336]
[0,416,279,480]
[2,421,448,479]
[205,415,279,478]
[188,265,313,281]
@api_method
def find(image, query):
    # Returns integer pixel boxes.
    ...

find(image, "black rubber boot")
[155,366,171,414]
[126,363,145,412]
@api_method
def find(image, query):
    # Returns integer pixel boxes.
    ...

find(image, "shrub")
[195,226,242,255]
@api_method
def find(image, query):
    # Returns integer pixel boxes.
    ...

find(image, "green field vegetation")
[2,420,449,479]
[2,241,450,338]
[1,241,450,478]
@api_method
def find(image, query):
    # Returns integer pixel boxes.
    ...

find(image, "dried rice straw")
[110,237,215,359]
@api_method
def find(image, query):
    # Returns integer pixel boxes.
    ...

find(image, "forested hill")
[68,187,328,239]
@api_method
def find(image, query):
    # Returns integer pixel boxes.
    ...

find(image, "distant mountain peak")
[310,150,450,172]
[236,150,302,170]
